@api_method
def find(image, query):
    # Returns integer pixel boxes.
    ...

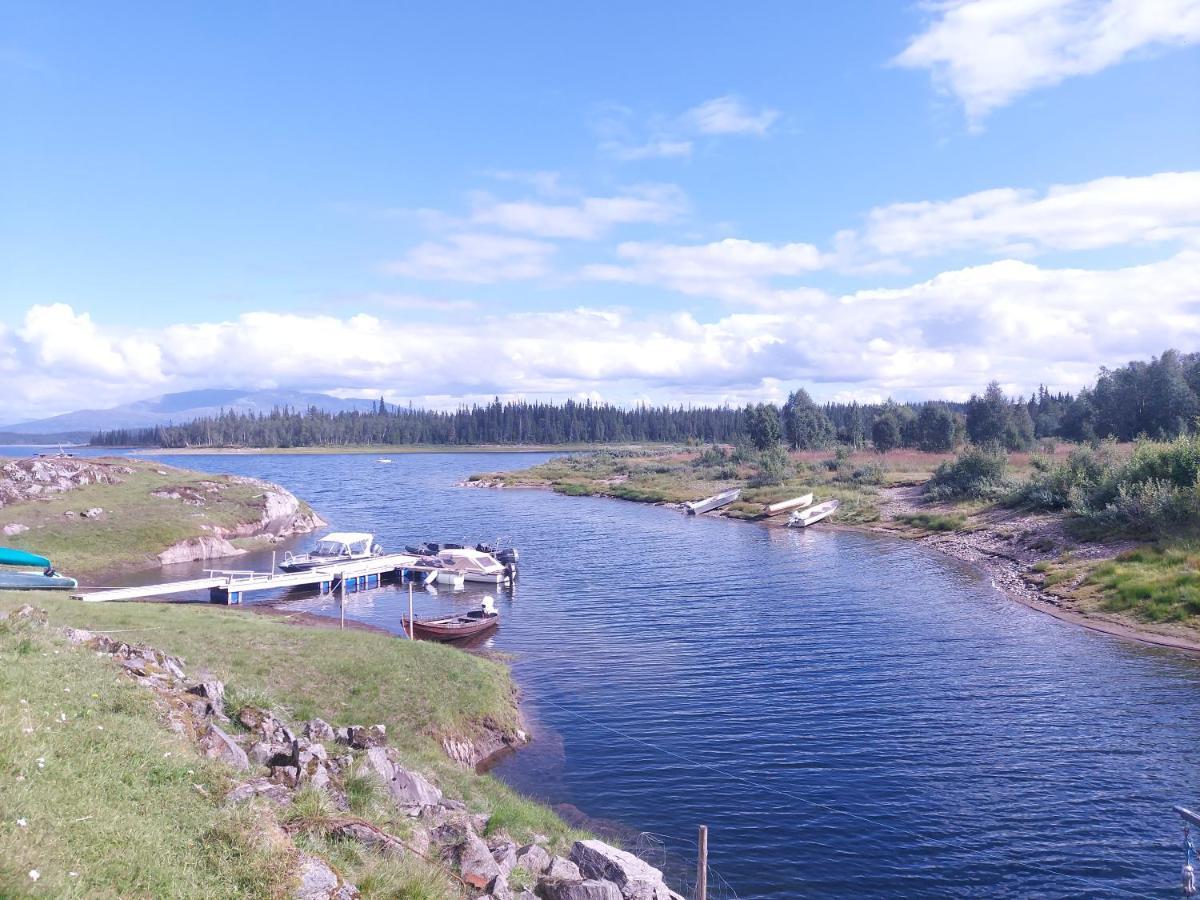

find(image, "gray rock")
[569,840,672,900]
[185,680,226,719]
[199,724,249,770]
[225,777,293,806]
[2,523,29,535]
[293,853,359,899]
[305,718,336,742]
[457,830,502,890]
[491,840,518,877]
[63,627,95,644]
[340,724,388,749]
[516,843,552,874]
[546,857,582,882]
[487,874,514,900]
[328,821,406,859]
[84,507,104,518]
[357,747,442,810]
[538,880,622,900]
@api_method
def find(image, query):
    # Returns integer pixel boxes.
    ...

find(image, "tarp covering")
[0,547,51,569]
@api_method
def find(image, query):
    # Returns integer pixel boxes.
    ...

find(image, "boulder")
[84,507,104,518]
[357,747,442,810]
[305,718,336,742]
[545,857,582,882]
[491,840,518,877]
[515,843,552,874]
[456,830,502,890]
[338,724,387,750]
[199,724,250,770]
[2,523,28,535]
[293,853,359,899]
[328,821,406,859]
[225,777,293,807]
[185,680,226,719]
[157,536,245,565]
[538,880,622,900]
[569,841,672,900]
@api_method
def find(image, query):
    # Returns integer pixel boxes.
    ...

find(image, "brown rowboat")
[402,607,498,642]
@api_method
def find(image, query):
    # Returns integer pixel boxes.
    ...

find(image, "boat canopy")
[313,533,374,554]
[0,547,51,569]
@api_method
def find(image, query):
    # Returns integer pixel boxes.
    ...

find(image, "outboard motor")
[496,547,519,566]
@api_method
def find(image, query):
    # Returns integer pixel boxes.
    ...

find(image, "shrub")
[924,446,1009,500]
[750,446,792,486]
[1009,445,1113,510]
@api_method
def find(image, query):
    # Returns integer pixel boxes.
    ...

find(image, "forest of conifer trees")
[91,349,1200,451]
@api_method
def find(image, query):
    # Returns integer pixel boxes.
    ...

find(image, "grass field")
[0,592,584,896]
[0,458,312,576]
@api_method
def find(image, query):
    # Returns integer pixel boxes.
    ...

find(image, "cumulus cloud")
[595,93,779,160]
[895,0,1200,124]
[585,238,829,306]
[684,95,780,136]
[381,233,556,283]
[9,249,1197,420]
[469,184,687,239]
[843,170,1200,259]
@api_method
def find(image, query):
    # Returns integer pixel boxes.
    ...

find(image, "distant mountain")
[0,389,379,435]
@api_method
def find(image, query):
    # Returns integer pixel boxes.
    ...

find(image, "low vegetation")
[0,591,585,895]
[0,457,316,575]
[1085,546,1200,623]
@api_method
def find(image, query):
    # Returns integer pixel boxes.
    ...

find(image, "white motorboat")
[376,458,393,464]
[279,532,383,573]
[436,546,513,584]
[788,499,840,528]
[685,488,742,515]
[764,493,813,516]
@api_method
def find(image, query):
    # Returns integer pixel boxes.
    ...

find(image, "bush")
[924,446,1009,500]
[750,446,792,486]
[1009,445,1114,510]
[693,445,729,468]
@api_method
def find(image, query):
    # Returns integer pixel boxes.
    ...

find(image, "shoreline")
[97,443,652,456]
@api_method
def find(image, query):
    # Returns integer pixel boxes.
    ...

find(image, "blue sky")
[2,1,1199,419]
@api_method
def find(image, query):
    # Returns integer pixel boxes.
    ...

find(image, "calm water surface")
[46,450,1200,897]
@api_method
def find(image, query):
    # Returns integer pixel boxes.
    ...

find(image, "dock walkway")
[73,552,439,604]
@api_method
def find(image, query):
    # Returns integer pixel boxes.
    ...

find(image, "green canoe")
[0,547,52,569]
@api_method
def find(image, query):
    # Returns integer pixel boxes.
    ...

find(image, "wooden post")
[270,550,276,580]
[339,575,345,629]
[696,825,707,900]
[408,582,414,639]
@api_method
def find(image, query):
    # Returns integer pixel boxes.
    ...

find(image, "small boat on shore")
[403,597,499,642]
[788,499,840,528]
[764,493,814,516]
[685,488,742,515]
[279,532,383,573]
[0,547,78,591]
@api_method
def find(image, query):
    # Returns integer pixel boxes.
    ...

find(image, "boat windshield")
[314,540,351,556]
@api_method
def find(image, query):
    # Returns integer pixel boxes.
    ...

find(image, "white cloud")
[845,170,1200,259]
[6,250,1198,420]
[381,233,556,283]
[896,0,1200,124]
[684,95,780,136]
[584,238,830,306]
[470,184,687,239]
[605,139,694,161]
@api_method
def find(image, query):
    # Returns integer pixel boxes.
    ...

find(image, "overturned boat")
[0,547,78,591]
[788,499,840,528]
[764,493,813,516]
[685,488,742,515]
[403,597,499,642]
[279,532,383,573]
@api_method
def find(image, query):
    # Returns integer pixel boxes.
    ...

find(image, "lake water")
[17,448,1200,898]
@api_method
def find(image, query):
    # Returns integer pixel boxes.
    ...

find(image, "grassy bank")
[0,457,318,576]
[0,591,583,895]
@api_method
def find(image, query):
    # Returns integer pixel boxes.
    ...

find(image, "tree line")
[91,349,1199,451]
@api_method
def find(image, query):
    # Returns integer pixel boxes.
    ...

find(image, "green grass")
[0,612,295,898]
[894,512,969,533]
[0,458,301,577]
[1087,545,1200,623]
[0,592,584,858]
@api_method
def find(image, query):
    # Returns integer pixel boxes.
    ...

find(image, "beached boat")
[685,488,742,515]
[279,532,382,573]
[788,499,840,528]
[764,493,814,516]
[0,547,78,591]
[403,598,498,642]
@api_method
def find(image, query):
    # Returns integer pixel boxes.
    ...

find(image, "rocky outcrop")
[157,536,246,565]
[28,610,684,900]
[0,457,132,507]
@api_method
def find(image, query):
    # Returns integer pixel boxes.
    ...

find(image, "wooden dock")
[72,552,442,604]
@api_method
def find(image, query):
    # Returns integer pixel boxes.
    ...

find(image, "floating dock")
[72,552,454,604]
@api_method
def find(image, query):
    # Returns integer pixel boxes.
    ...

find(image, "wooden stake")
[340,575,345,630]
[696,825,707,900]
[408,582,414,639]
[270,550,276,580]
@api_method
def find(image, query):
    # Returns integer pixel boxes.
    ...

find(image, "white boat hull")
[788,499,840,527]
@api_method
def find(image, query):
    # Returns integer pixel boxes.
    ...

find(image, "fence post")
[340,575,345,629]
[696,825,707,900]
